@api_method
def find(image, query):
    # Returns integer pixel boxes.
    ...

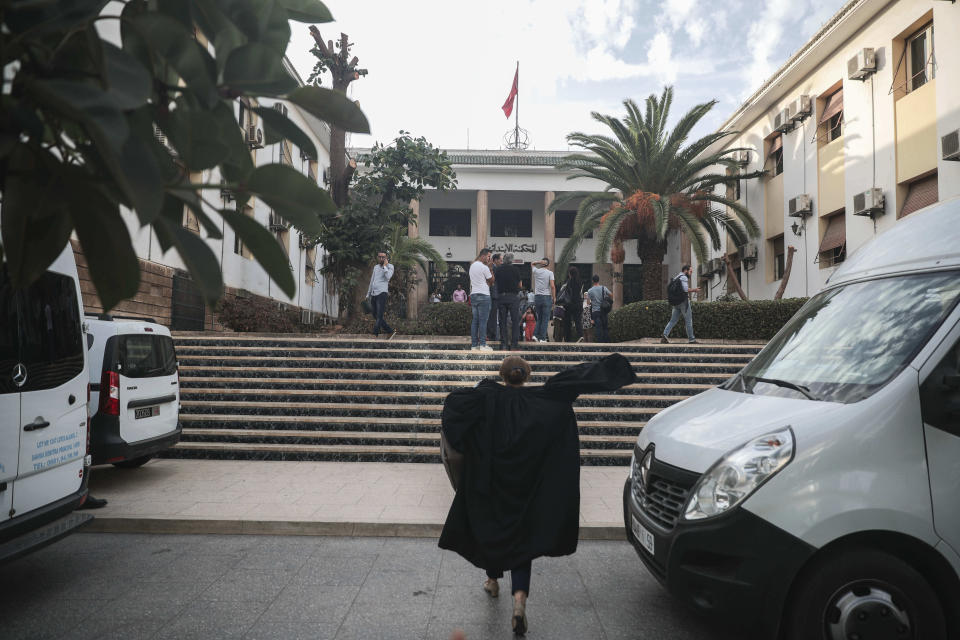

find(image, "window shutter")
[817,214,846,254]
[899,174,938,218]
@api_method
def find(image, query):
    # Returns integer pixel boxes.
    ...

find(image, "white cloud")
[745,0,801,92]
[647,32,678,84]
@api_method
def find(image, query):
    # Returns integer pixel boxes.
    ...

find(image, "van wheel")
[784,548,946,640]
[112,455,153,469]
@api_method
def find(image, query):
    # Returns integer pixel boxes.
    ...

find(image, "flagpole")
[514,61,519,149]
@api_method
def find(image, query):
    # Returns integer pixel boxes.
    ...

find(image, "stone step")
[161,441,632,465]
[178,376,712,396]
[177,355,743,374]
[178,366,731,385]
[175,344,756,364]
[179,399,660,421]
[179,428,636,449]
[178,414,648,436]
[178,387,688,408]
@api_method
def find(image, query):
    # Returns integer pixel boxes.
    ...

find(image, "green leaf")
[4,0,109,35]
[287,86,370,134]
[131,14,218,108]
[223,43,298,95]
[164,103,232,170]
[25,78,129,143]
[119,118,164,224]
[166,222,224,303]
[252,105,317,160]
[101,42,151,110]
[276,0,333,22]
[210,102,255,188]
[260,2,292,56]
[221,209,295,297]
[0,146,74,288]
[244,164,335,234]
[191,0,248,74]
[166,186,224,240]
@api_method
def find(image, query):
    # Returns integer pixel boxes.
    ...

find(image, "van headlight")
[683,427,794,521]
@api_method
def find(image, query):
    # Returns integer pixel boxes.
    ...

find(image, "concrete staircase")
[166,335,762,466]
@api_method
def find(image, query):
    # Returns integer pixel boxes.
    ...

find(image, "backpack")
[599,288,613,314]
[667,275,687,306]
[557,283,572,306]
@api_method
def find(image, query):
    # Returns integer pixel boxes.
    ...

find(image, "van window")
[731,271,960,403]
[118,335,176,378]
[0,268,84,393]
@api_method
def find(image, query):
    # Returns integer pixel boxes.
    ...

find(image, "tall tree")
[0,0,369,311]
[552,87,764,302]
[314,132,456,320]
[308,28,366,207]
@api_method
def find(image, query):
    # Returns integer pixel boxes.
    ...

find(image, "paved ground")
[1,533,739,640]
[85,460,627,537]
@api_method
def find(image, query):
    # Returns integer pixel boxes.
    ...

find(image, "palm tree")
[385,222,447,313]
[551,87,765,302]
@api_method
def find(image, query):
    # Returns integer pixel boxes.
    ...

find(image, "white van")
[86,316,181,467]
[0,245,93,562]
[624,199,960,640]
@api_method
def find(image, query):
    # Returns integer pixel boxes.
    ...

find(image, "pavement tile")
[154,599,270,639]
[199,568,293,602]
[293,555,378,587]
[260,584,360,623]
[243,621,340,640]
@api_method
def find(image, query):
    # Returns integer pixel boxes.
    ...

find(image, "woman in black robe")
[439,352,637,635]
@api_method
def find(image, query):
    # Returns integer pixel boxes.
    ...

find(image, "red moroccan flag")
[501,65,518,118]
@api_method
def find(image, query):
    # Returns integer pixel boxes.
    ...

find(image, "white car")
[86,316,181,467]
[0,245,93,562]
[624,198,960,639]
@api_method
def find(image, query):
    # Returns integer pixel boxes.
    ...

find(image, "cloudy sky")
[285,0,848,151]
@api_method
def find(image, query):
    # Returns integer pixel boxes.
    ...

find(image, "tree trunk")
[774,246,797,300]
[638,238,667,301]
[723,254,748,300]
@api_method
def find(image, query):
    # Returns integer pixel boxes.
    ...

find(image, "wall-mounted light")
[445,248,453,259]
[791,221,803,237]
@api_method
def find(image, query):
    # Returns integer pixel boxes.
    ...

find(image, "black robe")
[438,353,637,572]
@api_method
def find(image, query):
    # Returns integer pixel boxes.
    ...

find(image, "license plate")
[632,515,655,555]
[134,406,159,419]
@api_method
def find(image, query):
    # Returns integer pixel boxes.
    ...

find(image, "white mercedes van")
[0,245,93,562]
[86,316,181,468]
[624,199,960,640]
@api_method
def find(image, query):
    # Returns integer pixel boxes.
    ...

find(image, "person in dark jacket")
[439,353,637,635]
[558,266,584,342]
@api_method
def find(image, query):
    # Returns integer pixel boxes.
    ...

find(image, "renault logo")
[12,363,27,388]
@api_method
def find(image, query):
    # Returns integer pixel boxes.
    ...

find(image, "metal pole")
[514,61,519,148]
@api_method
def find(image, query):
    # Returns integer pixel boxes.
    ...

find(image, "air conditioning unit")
[697,263,708,279]
[269,212,289,231]
[774,108,792,132]
[789,95,812,122]
[299,234,316,250]
[853,188,885,216]
[732,150,751,166]
[847,48,876,81]
[708,257,724,274]
[942,130,960,161]
[273,102,288,116]
[245,125,264,149]
[219,181,234,203]
[788,194,813,217]
[741,241,758,262]
[300,310,315,325]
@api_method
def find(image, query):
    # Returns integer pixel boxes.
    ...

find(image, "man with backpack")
[662,264,701,344]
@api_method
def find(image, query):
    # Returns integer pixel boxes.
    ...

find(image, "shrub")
[217,295,332,333]
[344,301,471,336]
[609,298,808,342]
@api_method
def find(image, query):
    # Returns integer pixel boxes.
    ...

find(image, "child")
[523,306,536,342]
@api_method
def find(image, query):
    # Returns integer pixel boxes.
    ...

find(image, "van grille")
[632,455,699,531]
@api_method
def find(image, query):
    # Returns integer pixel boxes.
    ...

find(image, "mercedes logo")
[12,363,27,388]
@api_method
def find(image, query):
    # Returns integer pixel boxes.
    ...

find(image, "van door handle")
[24,419,50,432]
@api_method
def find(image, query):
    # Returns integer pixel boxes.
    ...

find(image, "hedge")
[216,296,333,333]
[609,298,808,342]
[346,301,472,336]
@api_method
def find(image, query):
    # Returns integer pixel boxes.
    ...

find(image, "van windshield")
[118,335,176,378]
[728,271,960,404]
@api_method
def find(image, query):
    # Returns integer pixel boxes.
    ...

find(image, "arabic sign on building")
[488,242,539,262]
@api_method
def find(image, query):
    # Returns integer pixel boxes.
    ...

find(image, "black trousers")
[497,293,522,348]
[487,294,500,340]
[559,304,583,342]
[486,559,532,594]
[371,292,392,335]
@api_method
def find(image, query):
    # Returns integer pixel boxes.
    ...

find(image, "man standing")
[367,250,395,339]
[494,253,522,350]
[662,264,701,344]
[530,258,556,342]
[587,275,612,343]
[487,253,503,342]
[469,249,495,351]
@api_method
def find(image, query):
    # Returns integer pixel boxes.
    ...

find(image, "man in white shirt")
[366,250,395,338]
[530,258,556,342]
[469,248,495,351]
[662,264,701,344]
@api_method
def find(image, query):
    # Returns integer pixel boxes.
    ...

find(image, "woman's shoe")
[511,597,527,636]
[483,578,499,598]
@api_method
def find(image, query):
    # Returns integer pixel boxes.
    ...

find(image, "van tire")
[112,455,153,469]
[784,548,946,640]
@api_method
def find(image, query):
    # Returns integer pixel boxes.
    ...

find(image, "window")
[772,235,785,280]
[490,209,532,237]
[725,169,741,202]
[555,211,593,239]
[305,247,317,287]
[818,88,843,143]
[899,173,939,219]
[767,134,783,176]
[817,212,846,268]
[234,204,254,258]
[428,209,471,237]
[308,161,318,183]
[118,335,177,378]
[907,22,935,92]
